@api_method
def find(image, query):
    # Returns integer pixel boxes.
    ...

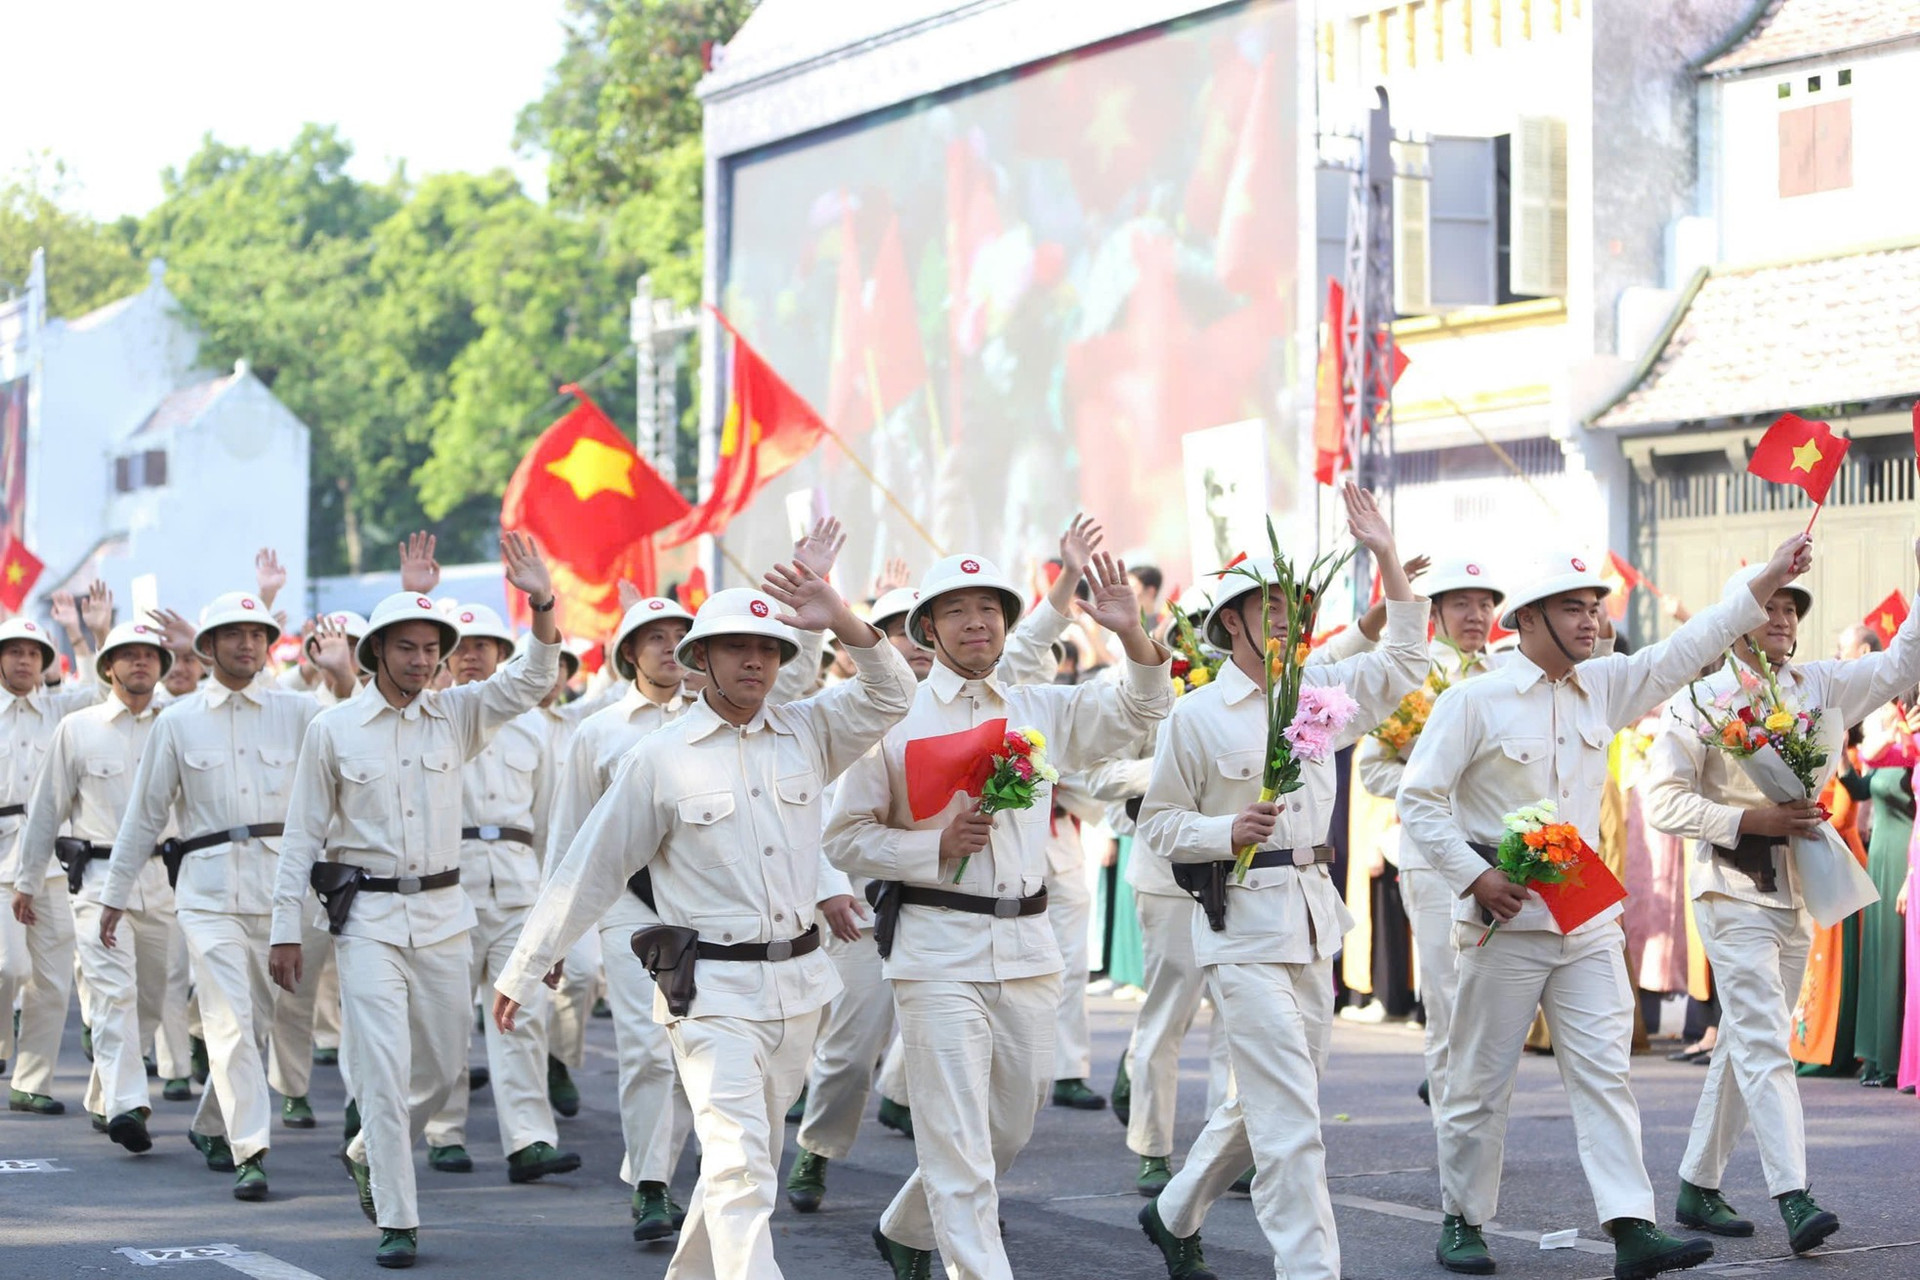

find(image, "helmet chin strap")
[695,643,760,717]
[1537,609,1587,667]
[931,630,999,681]
[376,642,423,706]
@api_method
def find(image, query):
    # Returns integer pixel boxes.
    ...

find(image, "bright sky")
[1,0,571,220]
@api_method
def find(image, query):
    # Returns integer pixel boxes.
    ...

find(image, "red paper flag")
[1748,413,1848,505]
[0,534,44,612]
[1865,590,1909,648]
[674,567,710,614]
[1598,551,1643,623]
[1534,839,1629,934]
[904,718,1008,821]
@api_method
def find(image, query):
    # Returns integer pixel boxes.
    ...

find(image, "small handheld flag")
[1747,413,1848,532]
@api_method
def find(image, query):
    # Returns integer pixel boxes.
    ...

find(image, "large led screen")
[719,0,1298,593]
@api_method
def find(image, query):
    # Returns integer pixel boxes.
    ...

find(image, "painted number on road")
[117,1244,244,1265]
[0,1158,63,1171]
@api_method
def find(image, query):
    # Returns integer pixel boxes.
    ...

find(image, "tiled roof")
[1591,242,1920,429]
[130,374,235,439]
[1702,0,1920,74]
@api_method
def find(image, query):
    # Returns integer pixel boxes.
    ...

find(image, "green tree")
[0,158,145,318]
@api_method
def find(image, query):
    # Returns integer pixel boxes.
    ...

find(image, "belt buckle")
[228,825,253,844]
[1291,846,1315,868]
[765,938,794,962]
[395,876,423,895]
[993,897,1022,919]
[477,825,501,841]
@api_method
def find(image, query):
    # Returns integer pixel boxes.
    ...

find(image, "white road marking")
[218,1252,331,1280]
[1564,1236,1920,1279]
[0,1157,66,1172]
[1329,1192,1613,1256]
[115,1245,327,1277]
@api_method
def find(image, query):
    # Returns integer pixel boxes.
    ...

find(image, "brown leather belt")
[171,823,286,857]
[357,868,461,895]
[695,924,821,962]
[461,826,534,845]
[898,885,1049,918]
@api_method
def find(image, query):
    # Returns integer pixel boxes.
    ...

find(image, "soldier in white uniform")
[829,546,1172,1280]
[495,569,914,1280]
[2,615,105,1114]
[268,533,561,1270]
[1136,485,1426,1280]
[1645,555,1920,1255]
[415,603,579,1183]
[1400,534,1810,1279]
[102,594,331,1199]
[18,621,171,1153]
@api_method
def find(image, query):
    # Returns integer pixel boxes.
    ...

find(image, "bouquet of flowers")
[1167,605,1222,696]
[1227,518,1359,881]
[1685,650,1877,926]
[954,725,1059,883]
[1370,669,1449,759]
[1477,801,1584,945]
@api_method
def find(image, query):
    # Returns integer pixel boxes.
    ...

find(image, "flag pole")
[821,426,946,557]
[1804,502,1822,537]
[716,540,756,584]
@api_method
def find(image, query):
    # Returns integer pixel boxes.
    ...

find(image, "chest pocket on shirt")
[1576,721,1615,793]
[503,747,540,787]
[1499,737,1547,768]
[259,746,295,796]
[1215,748,1264,787]
[421,750,458,808]
[85,756,126,782]
[677,791,738,866]
[182,748,227,798]
[339,757,389,822]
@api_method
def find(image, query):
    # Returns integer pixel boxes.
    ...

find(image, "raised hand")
[49,590,80,639]
[81,581,114,644]
[1341,483,1395,560]
[874,556,912,596]
[1076,551,1145,636]
[1403,554,1431,585]
[762,560,850,634]
[254,548,288,607]
[1059,513,1105,582]
[399,531,441,594]
[146,607,195,655]
[500,531,553,603]
[310,615,355,678]
[617,579,643,610]
[794,517,846,580]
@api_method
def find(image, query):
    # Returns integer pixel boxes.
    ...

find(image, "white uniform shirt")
[1138,600,1428,967]
[269,639,560,948]
[104,680,319,914]
[458,707,551,910]
[0,679,106,889]
[1357,640,1497,871]
[1400,588,1768,934]
[498,638,916,1022]
[1643,605,1920,910]
[19,695,166,909]
[825,643,1173,983]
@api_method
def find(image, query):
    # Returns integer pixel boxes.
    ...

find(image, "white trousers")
[160,912,193,1079]
[877,1032,911,1106]
[267,910,333,1100]
[425,896,555,1157]
[1158,960,1339,1280]
[313,939,342,1050]
[663,1007,822,1280]
[1125,891,1232,1158]
[4,877,74,1097]
[548,927,602,1072]
[880,974,1059,1280]
[1439,923,1655,1227]
[339,932,472,1230]
[1046,866,1093,1080]
[797,929,894,1159]
[72,894,173,1118]
[1680,895,1813,1197]
[179,910,276,1161]
[603,917,693,1186]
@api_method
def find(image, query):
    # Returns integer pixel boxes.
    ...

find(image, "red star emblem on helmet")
[460,612,474,623]
[960,559,981,574]
[241,599,256,610]
[20,622,32,632]
[1466,564,1482,576]
[750,600,770,618]
[648,600,665,610]
[417,597,432,609]
[1570,558,1587,572]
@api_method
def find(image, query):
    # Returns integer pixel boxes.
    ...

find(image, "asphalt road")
[4,991,1917,1279]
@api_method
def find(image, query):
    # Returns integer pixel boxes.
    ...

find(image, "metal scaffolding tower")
[1336,88,1397,603]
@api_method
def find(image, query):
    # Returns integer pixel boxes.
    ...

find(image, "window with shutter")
[114,456,132,493]
[1778,98,1852,197]
[144,450,167,487]
[1508,115,1567,298]
[1429,136,1498,308]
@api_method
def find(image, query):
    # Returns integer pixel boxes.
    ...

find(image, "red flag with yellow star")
[500,386,690,637]
[0,534,43,613]
[1748,413,1848,505]
[1865,590,1909,648]
[660,308,829,547]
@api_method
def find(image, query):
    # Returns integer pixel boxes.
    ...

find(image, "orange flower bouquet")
[1370,669,1449,760]
[1478,800,1583,946]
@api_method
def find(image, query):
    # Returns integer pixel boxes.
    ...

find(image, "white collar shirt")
[458,706,553,910]
[0,679,106,884]
[17,695,165,907]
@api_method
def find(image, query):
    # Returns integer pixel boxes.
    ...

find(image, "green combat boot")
[632,1181,680,1242]
[506,1140,581,1184]
[90,1112,108,1132]
[1139,1199,1216,1279]
[1435,1214,1494,1275]
[547,1055,579,1118]
[312,1045,339,1067]
[592,995,612,1018]
[1776,1190,1840,1254]
[341,1150,376,1223]
[8,1089,65,1115]
[162,1077,192,1102]
[1229,1166,1255,1194]
[786,1149,828,1212]
[343,1098,361,1144]
[189,1131,235,1172]
[1112,1054,1132,1126]
[81,1022,93,1062]
[1136,1156,1172,1197]
[785,1084,808,1124]
[1418,1078,1431,1106]
[1675,1181,1753,1236]
[428,1145,472,1173]
[190,1035,210,1084]
[1607,1218,1713,1280]
[375,1228,417,1269]
[872,1225,934,1280]
[1052,1078,1107,1110]
[107,1109,153,1154]
[877,1096,914,1139]
[281,1095,316,1129]
[233,1153,268,1202]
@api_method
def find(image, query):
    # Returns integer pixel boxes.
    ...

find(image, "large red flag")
[1865,590,1909,648]
[0,534,44,613]
[1313,279,1349,487]
[661,309,830,547]
[1534,839,1629,934]
[904,718,1008,821]
[864,213,928,417]
[500,386,689,638]
[1598,551,1643,623]
[1748,413,1848,504]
